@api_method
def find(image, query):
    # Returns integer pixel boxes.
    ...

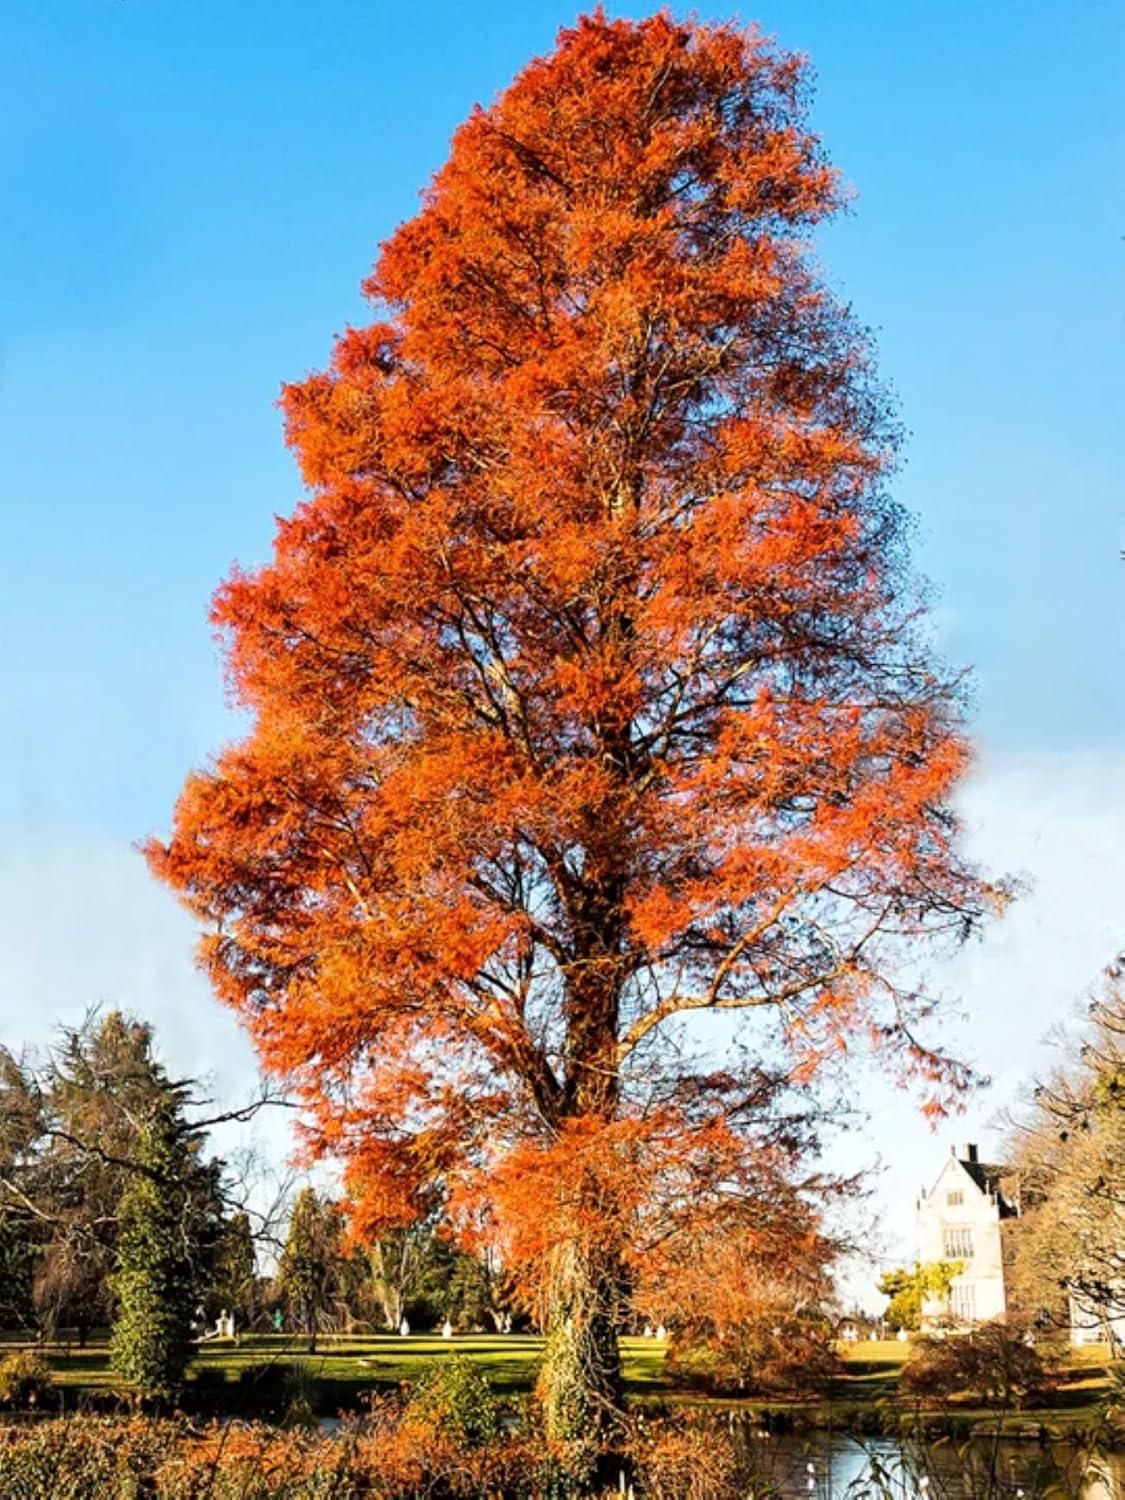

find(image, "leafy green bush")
[0,1349,52,1408]
[878,1260,963,1331]
[0,1416,169,1496]
[407,1353,503,1446]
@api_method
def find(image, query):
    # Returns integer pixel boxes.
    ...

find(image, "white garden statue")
[399,1316,410,1337]
[442,1320,453,1339]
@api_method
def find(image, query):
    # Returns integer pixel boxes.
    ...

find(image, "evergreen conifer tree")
[109,1093,199,1403]
[278,1187,341,1352]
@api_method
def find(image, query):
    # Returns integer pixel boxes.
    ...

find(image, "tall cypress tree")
[278,1187,342,1353]
[147,11,1001,1441]
[109,1092,199,1404]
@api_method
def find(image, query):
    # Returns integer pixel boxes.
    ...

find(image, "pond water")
[314,1416,1125,1497]
[746,1434,1125,1498]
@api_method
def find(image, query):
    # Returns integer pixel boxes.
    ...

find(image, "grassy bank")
[4,1332,1117,1440]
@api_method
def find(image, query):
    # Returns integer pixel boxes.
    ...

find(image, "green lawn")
[21,1330,668,1400]
[8,1331,1116,1434]
[188,1331,670,1395]
[827,1340,1118,1435]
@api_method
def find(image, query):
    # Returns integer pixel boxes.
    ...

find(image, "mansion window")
[947,1190,963,1206]
[943,1228,973,1259]
[951,1283,977,1322]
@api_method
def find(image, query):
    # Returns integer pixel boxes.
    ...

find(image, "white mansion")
[916,1141,1123,1348]
[916,1142,1020,1328]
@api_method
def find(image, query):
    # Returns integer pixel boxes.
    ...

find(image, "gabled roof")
[959,1158,1020,1218]
[921,1149,1022,1219]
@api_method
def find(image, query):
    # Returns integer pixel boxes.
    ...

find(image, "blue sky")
[1,1,1122,1286]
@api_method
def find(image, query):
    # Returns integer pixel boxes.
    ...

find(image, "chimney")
[957,1143,978,1163]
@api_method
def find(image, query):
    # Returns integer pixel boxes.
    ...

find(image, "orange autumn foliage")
[449,1083,833,1320]
[635,1150,840,1395]
[147,9,1002,1408]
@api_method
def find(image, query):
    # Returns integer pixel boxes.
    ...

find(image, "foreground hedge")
[0,1411,747,1500]
[2,1404,1111,1497]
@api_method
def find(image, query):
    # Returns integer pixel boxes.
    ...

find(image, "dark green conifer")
[109,1093,199,1404]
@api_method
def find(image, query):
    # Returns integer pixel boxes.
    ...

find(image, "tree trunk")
[541,854,629,1468]
[539,1238,625,1455]
[368,1241,405,1331]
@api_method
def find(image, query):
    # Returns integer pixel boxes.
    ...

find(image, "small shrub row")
[0,1401,749,1499]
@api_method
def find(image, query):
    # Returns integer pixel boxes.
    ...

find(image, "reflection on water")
[750,1435,1124,1498]
[312,1416,1124,1496]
